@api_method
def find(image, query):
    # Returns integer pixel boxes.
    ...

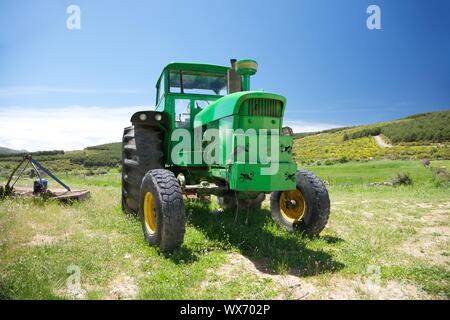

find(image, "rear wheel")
[270,170,330,236]
[121,125,163,214]
[139,169,185,252]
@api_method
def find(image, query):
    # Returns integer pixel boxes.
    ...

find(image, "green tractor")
[122,59,330,251]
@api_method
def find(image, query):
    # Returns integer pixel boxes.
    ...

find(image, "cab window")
[169,71,227,95]
[194,100,211,110]
[174,99,191,128]
[157,74,165,105]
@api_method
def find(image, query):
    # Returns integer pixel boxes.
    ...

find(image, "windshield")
[169,70,227,95]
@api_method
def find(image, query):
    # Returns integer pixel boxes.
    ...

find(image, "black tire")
[270,170,330,236]
[139,169,185,252]
[218,192,265,211]
[122,125,163,214]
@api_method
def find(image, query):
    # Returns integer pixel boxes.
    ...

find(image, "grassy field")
[306,159,449,186]
[0,159,449,299]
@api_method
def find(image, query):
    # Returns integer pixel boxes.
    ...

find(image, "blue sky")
[0,0,449,150]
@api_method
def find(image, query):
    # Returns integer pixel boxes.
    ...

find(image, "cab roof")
[163,62,229,74]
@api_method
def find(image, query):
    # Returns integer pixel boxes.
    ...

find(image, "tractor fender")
[130,111,171,130]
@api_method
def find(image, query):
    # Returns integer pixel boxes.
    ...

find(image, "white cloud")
[283,120,343,133]
[0,86,146,96]
[0,106,344,151]
[0,106,151,151]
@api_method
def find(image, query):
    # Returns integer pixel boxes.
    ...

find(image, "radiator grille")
[245,98,283,117]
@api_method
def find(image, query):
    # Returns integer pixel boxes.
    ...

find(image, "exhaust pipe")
[230,59,237,70]
[227,58,241,94]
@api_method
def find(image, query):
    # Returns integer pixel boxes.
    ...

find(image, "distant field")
[1,160,448,299]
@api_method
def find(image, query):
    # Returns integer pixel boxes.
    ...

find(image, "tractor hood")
[193,91,286,128]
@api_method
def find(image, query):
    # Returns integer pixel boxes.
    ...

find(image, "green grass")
[303,159,444,186]
[0,160,449,299]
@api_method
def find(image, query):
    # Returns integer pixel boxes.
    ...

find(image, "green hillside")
[0,146,27,155]
[343,110,450,143]
[0,143,121,178]
[66,142,122,168]
[294,110,450,165]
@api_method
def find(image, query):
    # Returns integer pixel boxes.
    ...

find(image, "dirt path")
[203,252,433,300]
[374,135,392,148]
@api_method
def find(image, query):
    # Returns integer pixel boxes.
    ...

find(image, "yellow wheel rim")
[143,191,157,234]
[279,189,306,222]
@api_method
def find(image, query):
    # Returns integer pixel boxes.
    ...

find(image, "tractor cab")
[154,62,230,129]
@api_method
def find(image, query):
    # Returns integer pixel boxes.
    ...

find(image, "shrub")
[391,172,413,186]
[344,127,381,141]
[96,169,108,175]
[338,156,349,163]
[28,169,37,178]
[430,167,450,186]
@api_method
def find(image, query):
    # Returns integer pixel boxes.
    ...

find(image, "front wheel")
[270,170,330,236]
[139,169,185,252]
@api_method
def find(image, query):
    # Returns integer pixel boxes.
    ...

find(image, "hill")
[0,146,27,155]
[293,110,450,165]
[0,142,121,178]
[65,142,122,168]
